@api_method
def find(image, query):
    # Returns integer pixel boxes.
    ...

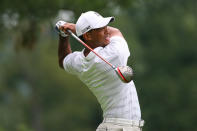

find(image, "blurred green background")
[0,0,196,131]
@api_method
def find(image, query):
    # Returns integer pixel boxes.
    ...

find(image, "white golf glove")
[55,21,68,37]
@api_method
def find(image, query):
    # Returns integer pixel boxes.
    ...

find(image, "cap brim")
[94,17,115,29]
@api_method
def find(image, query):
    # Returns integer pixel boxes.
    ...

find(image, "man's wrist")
[59,30,69,37]
[59,35,69,40]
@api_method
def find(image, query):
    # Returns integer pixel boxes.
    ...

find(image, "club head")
[115,66,134,83]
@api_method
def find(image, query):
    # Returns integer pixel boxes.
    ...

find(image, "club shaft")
[67,30,114,68]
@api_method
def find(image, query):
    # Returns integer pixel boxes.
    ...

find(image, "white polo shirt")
[63,36,141,120]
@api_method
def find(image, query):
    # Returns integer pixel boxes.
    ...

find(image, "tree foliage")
[0,0,196,131]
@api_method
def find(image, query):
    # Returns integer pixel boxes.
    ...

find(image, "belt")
[103,118,144,127]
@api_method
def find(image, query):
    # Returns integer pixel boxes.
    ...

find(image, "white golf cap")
[76,11,114,36]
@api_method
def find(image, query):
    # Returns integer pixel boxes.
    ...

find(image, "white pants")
[96,118,144,131]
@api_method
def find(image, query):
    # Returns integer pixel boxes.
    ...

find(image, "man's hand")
[55,21,76,37]
[55,21,68,37]
[59,22,76,35]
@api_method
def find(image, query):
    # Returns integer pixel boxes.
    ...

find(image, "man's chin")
[105,38,110,44]
[100,38,110,47]
[102,42,110,47]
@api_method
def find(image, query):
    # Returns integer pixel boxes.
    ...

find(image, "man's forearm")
[58,36,72,69]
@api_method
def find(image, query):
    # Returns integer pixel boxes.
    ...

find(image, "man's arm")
[107,26,123,38]
[58,23,76,69]
[58,36,72,69]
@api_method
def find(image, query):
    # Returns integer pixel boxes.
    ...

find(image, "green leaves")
[0,0,197,131]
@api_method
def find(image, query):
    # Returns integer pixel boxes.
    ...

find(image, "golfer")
[58,11,144,131]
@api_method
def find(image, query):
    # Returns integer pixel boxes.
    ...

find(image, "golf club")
[55,21,133,83]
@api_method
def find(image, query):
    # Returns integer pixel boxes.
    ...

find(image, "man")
[57,11,144,131]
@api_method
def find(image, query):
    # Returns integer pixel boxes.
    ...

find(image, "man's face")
[88,26,110,47]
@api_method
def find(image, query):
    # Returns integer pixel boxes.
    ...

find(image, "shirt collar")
[81,47,103,60]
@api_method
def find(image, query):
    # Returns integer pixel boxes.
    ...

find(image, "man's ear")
[83,32,92,41]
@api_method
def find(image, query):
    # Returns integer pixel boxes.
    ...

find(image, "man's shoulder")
[110,36,126,43]
[103,36,127,50]
[63,51,83,63]
[66,51,82,58]
[63,51,84,74]
[102,35,130,61]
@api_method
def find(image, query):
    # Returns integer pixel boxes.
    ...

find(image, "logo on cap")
[81,25,91,34]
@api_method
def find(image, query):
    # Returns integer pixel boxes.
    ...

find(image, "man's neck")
[83,40,97,57]
[83,48,91,57]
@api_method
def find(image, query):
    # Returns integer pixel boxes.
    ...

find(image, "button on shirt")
[63,36,141,120]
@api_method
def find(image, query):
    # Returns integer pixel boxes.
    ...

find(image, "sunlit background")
[0,0,196,131]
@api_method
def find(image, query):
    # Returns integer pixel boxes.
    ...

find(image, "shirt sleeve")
[63,52,82,75]
[102,36,130,66]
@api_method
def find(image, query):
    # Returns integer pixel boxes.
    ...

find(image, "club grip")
[67,30,72,34]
